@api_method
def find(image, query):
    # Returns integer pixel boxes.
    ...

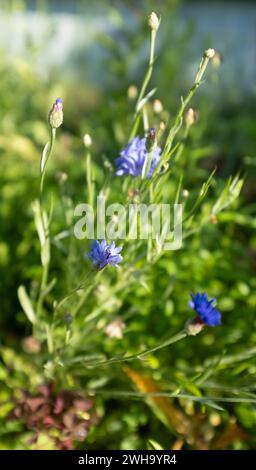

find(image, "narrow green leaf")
[147,439,164,450]
[17,285,36,325]
[40,141,50,174]
[136,88,157,113]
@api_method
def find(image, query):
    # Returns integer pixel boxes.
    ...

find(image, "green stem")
[73,279,96,316]
[136,30,156,106]
[36,259,49,315]
[46,324,54,354]
[87,329,187,367]
[128,29,157,141]
[142,146,155,180]
[161,51,212,162]
[86,150,94,207]
[36,127,56,318]
[142,106,149,133]
[54,269,96,316]
[40,127,56,199]
[138,330,187,358]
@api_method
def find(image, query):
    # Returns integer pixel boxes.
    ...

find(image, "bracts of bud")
[195,48,215,84]
[148,12,160,31]
[185,316,205,336]
[83,133,92,148]
[49,98,63,129]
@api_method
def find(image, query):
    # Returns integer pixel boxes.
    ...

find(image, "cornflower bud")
[185,108,198,127]
[146,127,156,152]
[49,98,63,129]
[205,48,215,59]
[185,317,205,336]
[83,133,92,148]
[127,85,138,100]
[148,12,160,31]
[153,99,163,114]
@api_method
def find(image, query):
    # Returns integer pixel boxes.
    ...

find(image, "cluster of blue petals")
[115,136,161,177]
[189,292,221,326]
[87,240,123,270]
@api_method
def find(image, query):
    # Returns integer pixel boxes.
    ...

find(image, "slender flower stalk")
[160,49,215,163]
[36,99,63,323]
[55,240,123,319]
[86,329,187,367]
[40,98,63,197]
[169,109,197,165]
[142,127,158,179]
[40,127,56,198]
[83,134,94,207]
[195,48,215,83]
[72,270,98,316]
[129,12,160,141]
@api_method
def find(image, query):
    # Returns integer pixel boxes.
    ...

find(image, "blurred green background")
[0,0,256,450]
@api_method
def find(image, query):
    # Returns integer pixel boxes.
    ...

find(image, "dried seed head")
[148,11,160,31]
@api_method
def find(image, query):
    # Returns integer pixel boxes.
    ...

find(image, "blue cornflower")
[87,240,123,270]
[189,292,221,327]
[115,136,161,177]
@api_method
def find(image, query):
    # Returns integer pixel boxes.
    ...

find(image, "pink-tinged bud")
[49,98,63,129]
[185,316,205,336]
